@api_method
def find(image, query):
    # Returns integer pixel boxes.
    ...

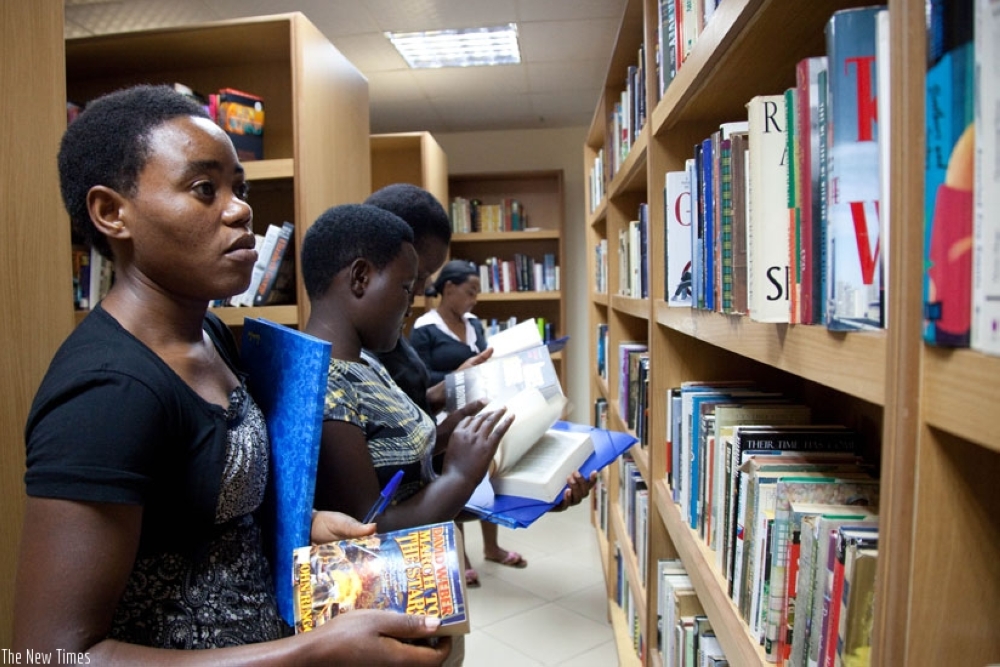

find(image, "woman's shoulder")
[412,309,441,330]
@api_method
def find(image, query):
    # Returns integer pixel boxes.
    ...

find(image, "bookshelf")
[446,170,567,384]
[370,131,449,320]
[586,1,1000,666]
[65,12,372,330]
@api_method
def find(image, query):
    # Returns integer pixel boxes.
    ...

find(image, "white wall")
[436,126,590,420]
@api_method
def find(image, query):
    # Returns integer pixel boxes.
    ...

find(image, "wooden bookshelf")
[65,12,372,330]
[447,170,567,386]
[585,1,1000,666]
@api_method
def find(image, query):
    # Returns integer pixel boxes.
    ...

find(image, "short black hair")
[427,259,478,296]
[58,84,211,259]
[301,203,415,299]
[364,183,451,246]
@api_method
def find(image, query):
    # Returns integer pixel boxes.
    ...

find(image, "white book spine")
[973,0,1000,354]
[747,94,791,322]
[666,170,693,306]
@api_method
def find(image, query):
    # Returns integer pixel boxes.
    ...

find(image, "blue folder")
[464,420,637,529]
[241,317,330,626]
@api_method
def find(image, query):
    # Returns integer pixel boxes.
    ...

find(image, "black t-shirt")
[409,317,487,386]
[24,305,239,553]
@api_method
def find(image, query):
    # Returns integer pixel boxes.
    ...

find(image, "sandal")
[465,568,481,588]
[484,550,528,568]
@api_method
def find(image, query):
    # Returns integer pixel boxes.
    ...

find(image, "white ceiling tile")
[65,0,216,34]
[411,65,528,98]
[515,0,628,22]
[518,18,619,62]
[364,0,518,32]
[371,101,445,134]
[527,59,608,93]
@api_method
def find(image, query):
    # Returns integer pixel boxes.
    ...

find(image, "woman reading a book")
[410,259,530,584]
[14,85,452,665]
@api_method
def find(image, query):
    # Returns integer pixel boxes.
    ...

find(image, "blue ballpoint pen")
[362,469,404,524]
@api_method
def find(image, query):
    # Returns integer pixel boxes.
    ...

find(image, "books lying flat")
[241,317,331,626]
[292,521,469,636]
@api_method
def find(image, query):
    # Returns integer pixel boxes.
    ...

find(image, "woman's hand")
[440,407,513,483]
[311,510,376,545]
[552,470,598,512]
[456,347,493,371]
[306,610,451,666]
[434,398,488,455]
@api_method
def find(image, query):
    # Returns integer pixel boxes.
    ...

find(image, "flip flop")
[484,550,528,568]
[465,568,481,587]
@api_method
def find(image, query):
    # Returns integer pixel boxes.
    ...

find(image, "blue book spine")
[702,137,715,311]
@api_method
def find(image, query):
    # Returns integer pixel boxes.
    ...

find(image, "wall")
[436,126,589,420]
[1,0,74,645]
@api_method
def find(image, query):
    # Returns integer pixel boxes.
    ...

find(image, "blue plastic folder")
[464,421,637,529]
[241,318,330,626]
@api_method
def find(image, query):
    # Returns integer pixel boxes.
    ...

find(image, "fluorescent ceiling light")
[386,23,521,69]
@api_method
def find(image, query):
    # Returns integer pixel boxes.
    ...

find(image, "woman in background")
[410,259,529,586]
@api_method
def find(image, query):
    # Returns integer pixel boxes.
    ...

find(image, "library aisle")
[463,502,618,666]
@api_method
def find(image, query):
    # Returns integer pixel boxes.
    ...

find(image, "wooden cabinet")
[447,170,567,383]
[371,131,449,319]
[586,1,1000,666]
[65,12,371,329]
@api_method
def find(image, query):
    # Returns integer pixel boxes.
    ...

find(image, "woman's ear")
[87,185,131,241]
[349,257,370,297]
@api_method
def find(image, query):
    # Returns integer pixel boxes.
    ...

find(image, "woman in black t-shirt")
[13,84,450,665]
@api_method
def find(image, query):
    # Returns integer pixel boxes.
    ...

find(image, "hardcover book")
[922,0,975,346]
[253,221,294,306]
[731,130,751,314]
[665,169,693,306]
[796,57,829,325]
[292,521,469,636]
[241,318,332,626]
[747,94,791,322]
[973,0,1000,355]
[824,6,885,331]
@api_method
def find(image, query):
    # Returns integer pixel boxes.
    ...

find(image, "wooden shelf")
[608,601,644,667]
[476,291,561,302]
[244,158,293,181]
[653,302,887,406]
[452,230,560,242]
[921,347,1000,453]
[611,502,648,635]
[653,480,767,666]
[611,295,652,321]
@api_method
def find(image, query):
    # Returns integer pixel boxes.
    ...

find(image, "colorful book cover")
[747,94,791,322]
[973,0,1000,355]
[923,0,975,346]
[824,6,885,331]
[241,317,332,626]
[292,521,469,635]
[665,169,693,306]
[797,57,829,325]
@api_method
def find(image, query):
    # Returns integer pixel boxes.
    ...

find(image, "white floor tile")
[465,628,545,667]
[552,639,620,667]
[484,602,614,665]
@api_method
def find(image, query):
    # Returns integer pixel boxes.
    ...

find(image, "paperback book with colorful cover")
[292,521,469,636]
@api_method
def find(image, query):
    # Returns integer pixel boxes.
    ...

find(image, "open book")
[444,326,637,522]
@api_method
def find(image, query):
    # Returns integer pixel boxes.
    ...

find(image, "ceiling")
[63,0,628,134]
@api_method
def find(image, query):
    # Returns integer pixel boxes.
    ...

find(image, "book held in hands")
[292,521,469,636]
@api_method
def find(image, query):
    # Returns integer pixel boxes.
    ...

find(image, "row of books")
[173,83,265,161]
[618,203,650,299]
[614,539,647,662]
[221,221,295,308]
[620,455,650,585]
[618,342,649,443]
[449,196,527,233]
[607,43,648,183]
[474,253,559,294]
[657,559,729,667]
[664,380,880,665]
[71,245,113,311]
[660,6,886,331]
[588,147,606,214]
[654,0,722,102]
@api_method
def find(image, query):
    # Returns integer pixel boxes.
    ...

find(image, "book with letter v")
[241,317,331,626]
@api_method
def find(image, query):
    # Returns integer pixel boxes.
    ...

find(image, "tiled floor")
[460,502,618,666]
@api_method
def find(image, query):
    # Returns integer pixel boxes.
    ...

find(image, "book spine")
[720,137,735,313]
[923,0,975,346]
[731,132,750,314]
[785,86,801,325]
[824,6,884,331]
[797,57,828,325]
[701,136,715,311]
[973,0,1000,354]
[665,170,694,306]
[254,222,294,306]
[747,94,791,322]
